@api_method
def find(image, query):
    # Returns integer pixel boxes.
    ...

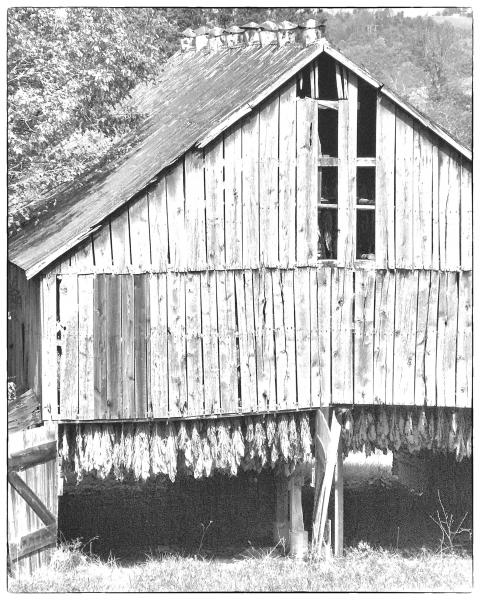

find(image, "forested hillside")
[7,7,472,232]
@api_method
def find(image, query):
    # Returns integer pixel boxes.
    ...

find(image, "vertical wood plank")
[424,271,439,407]
[337,100,353,267]
[236,271,258,413]
[278,83,297,267]
[92,223,112,269]
[242,111,260,269]
[184,150,207,270]
[217,270,238,413]
[72,237,94,271]
[296,99,318,265]
[438,147,449,271]
[373,270,395,405]
[317,267,332,406]
[121,275,135,418]
[41,274,57,420]
[129,193,151,269]
[332,268,354,404]
[259,95,279,266]
[310,268,321,408]
[93,275,107,418]
[436,272,458,406]
[106,275,122,419]
[166,161,186,269]
[148,177,169,271]
[460,161,472,270]
[59,275,78,419]
[431,145,440,270]
[375,95,396,269]
[78,275,94,420]
[395,113,414,269]
[201,271,221,415]
[295,267,311,408]
[414,270,431,406]
[254,269,275,411]
[185,273,204,416]
[167,273,187,417]
[354,269,375,404]
[149,273,169,418]
[272,270,287,409]
[413,126,433,269]
[224,125,243,268]
[205,139,225,268]
[456,272,472,407]
[110,211,130,269]
[393,271,418,405]
[134,275,148,418]
[445,152,461,270]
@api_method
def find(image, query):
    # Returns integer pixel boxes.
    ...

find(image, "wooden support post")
[273,473,289,547]
[334,445,344,557]
[288,471,308,558]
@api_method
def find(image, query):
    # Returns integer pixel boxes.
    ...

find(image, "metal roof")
[9,40,472,279]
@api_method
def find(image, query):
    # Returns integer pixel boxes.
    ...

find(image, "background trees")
[7,7,471,232]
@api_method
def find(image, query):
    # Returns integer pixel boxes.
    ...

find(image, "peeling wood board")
[375,95,396,269]
[148,177,169,271]
[393,270,418,405]
[317,267,332,406]
[424,271,439,407]
[414,270,431,406]
[271,270,287,410]
[413,126,433,269]
[59,275,78,419]
[296,99,318,265]
[106,275,122,419]
[373,270,395,405]
[204,139,225,268]
[121,275,135,418]
[278,83,297,267]
[129,193,151,269]
[310,269,321,407]
[149,273,169,418]
[436,272,458,407]
[110,211,130,270]
[337,99,354,268]
[241,112,260,269]
[166,161,186,270]
[134,275,149,418]
[217,270,238,414]
[224,125,243,268]
[255,270,276,412]
[185,273,204,416]
[395,113,414,269]
[235,271,258,413]
[431,145,440,270]
[93,275,107,418]
[184,150,207,270]
[200,271,221,415]
[40,275,57,420]
[167,273,187,417]
[460,161,472,270]
[456,272,472,408]
[259,95,279,266]
[332,268,354,404]
[354,269,375,404]
[77,275,94,420]
[295,268,311,409]
[92,223,112,268]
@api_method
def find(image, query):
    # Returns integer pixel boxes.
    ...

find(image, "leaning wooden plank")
[8,389,41,434]
[278,83,297,267]
[456,272,472,408]
[9,523,57,562]
[235,271,257,413]
[436,272,458,407]
[7,472,56,526]
[129,192,151,270]
[185,273,204,416]
[166,160,187,270]
[413,126,433,269]
[167,272,187,417]
[8,441,57,472]
[460,161,472,271]
[217,270,239,414]
[204,139,225,268]
[110,210,130,270]
[224,125,243,269]
[354,269,375,404]
[92,223,112,269]
[296,99,318,265]
[93,275,107,418]
[259,94,279,266]
[332,268,354,405]
[121,275,135,418]
[184,150,207,270]
[317,267,332,406]
[295,268,311,408]
[375,95,396,269]
[395,113,414,269]
[424,271,439,407]
[134,275,148,418]
[337,99,354,267]
[149,273,169,418]
[310,269,321,407]
[77,275,94,420]
[148,177,169,271]
[41,274,57,420]
[242,112,260,268]
[413,271,430,406]
[445,151,461,271]
[393,270,418,405]
[200,271,221,415]
[106,275,122,419]
[59,275,78,419]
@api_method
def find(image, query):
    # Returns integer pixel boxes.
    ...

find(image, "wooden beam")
[8,441,57,473]
[8,472,56,526]
[317,100,338,110]
[9,523,57,562]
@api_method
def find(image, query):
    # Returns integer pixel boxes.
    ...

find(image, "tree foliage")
[7,7,471,232]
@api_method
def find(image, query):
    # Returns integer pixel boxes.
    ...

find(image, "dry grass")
[8,540,472,593]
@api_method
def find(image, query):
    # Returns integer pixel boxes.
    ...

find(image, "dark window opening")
[318,209,338,260]
[316,54,339,100]
[318,109,338,157]
[356,211,375,259]
[357,167,375,205]
[319,167,338,204]
[296,66,312,98]
[357,80,377,157]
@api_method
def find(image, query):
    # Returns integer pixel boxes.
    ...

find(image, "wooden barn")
[7,20,472,573]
